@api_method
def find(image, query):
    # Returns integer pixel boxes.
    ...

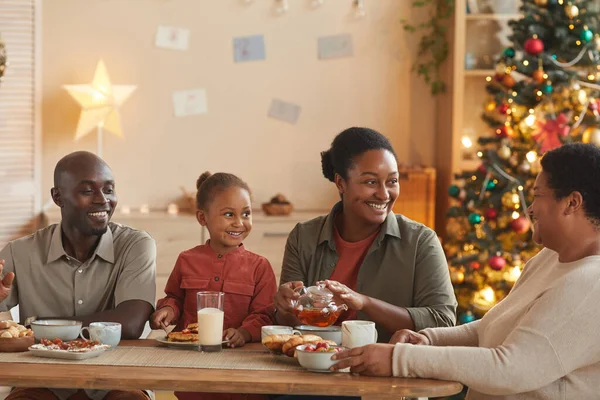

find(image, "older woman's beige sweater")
[392,248,600,399]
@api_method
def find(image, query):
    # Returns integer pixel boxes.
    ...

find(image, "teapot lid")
[306,285,334,299]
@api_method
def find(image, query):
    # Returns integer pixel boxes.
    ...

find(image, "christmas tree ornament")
[496,125,514,138]
[486,180,497,190]
[468,213,482,225]
[489,255,507,271]
[448,184,461,197]
[485,99,497,112]
[458,188,467,200]
[542,83,553,94]
[450,267,465,285]
[466,200,476,211]
[565,4,579,19]
[534,0,547,6]
[503,47,516,58]
[502,192,517,208]
[532,69,545,83]
[502,73,516,88]
[533,113,571,153]
[472,286,497,312]
[470,261,481,270]
[524,36,544,56]
[497,103,509,114]
[582,127,600,146]
[581,28,593,43]
[511,215,531,234]
[484,208,498,220]
[497,145,512,160]
[458,311,476,324]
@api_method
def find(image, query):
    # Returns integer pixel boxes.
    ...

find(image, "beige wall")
[42,0,437,211]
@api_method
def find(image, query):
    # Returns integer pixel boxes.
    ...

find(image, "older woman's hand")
[319,279,366,311]
[389,329,430,345]
[330,344,394,376]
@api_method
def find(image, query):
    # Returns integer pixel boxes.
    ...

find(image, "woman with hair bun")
[273,127,457,343]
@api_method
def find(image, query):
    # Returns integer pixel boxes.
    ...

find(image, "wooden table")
[0,340,462,399]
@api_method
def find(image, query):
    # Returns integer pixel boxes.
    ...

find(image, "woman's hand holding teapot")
[318,279,366,311]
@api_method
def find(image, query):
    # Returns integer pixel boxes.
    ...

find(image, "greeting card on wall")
[318,34,353,59]
[172,89,207,117]
[156,26,190,51]
[233,35,266,63]
[268,99,301,125]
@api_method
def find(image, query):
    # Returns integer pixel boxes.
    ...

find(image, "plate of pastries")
[156,323,199,348]
[0,320,35,352]
[262,333,336,357]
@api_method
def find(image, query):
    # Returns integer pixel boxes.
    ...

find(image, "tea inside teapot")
[292,285,348,327]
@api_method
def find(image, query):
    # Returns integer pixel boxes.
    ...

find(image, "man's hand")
[149,306,175,330]
[330,344,394,376]
[0,259,15,303]
[273,281,304,314]
[318,279,366,311]
[223,327,250,348]
[389,329,430,345]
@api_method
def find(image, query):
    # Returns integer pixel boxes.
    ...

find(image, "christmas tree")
[445,0,600,324]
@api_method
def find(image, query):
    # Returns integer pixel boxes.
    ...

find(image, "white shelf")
[465,69,495,77]
[466,13,522,21]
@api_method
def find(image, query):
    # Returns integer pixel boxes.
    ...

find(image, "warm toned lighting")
[63,59,136,156]
[462,136,473,148]
[526,151,538,162]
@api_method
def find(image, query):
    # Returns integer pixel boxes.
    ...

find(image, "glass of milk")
[196,291,225,352]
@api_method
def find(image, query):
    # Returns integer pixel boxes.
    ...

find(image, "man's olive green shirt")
[281,203,457,342]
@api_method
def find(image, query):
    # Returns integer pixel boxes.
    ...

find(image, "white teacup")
[341,320,378,348]
[261,325,300,340]
[80,322,121,349]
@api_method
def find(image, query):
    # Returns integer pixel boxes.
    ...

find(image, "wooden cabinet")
[43,209,324,302]
[392,168,436,229]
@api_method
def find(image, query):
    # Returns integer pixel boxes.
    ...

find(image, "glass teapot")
[291,284,348,327]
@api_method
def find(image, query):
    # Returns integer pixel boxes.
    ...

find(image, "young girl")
[150,172,276,400]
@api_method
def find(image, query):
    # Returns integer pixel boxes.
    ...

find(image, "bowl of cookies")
[0,320,35,352]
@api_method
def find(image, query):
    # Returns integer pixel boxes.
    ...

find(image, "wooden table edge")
[0,340,463,398]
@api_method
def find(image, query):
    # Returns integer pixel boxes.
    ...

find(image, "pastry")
[261,334,295,352]
[167,331,199,343]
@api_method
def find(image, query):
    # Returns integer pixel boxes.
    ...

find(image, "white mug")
[260,325,301,340]
[80,322,121,349]
[341,320,378,348]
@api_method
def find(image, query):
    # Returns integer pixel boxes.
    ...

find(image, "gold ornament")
[582,127,600,146]
[472,286,497,312]
[565,4,579,19]
[502,74,516,89]
[534,0,547,6]
[532,69,545,83]
[502,191,517,208]
[449,267,465,285]
[485,100,497,112]
[497,145,511,160]
[571,86,587,105]
[530,159,542,174]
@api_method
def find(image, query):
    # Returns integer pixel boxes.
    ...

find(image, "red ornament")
[489,255,507,271]
[494,73,504,82]
[510,215,531,234]
[524,38,544,56]
[477,164,487,174]
[484,208,498,220]
[497,103,509,114]
[470,261,481,270]
[533,112,571,153]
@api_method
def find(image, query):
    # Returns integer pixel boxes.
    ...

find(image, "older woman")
[273,127,457,342]
[332,143,600,399]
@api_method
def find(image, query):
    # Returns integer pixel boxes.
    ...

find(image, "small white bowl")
[294,325,342,345]
[296,343,346,373]
[30,320,82,341]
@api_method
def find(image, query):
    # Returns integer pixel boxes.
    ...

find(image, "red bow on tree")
[533,113,571,153]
